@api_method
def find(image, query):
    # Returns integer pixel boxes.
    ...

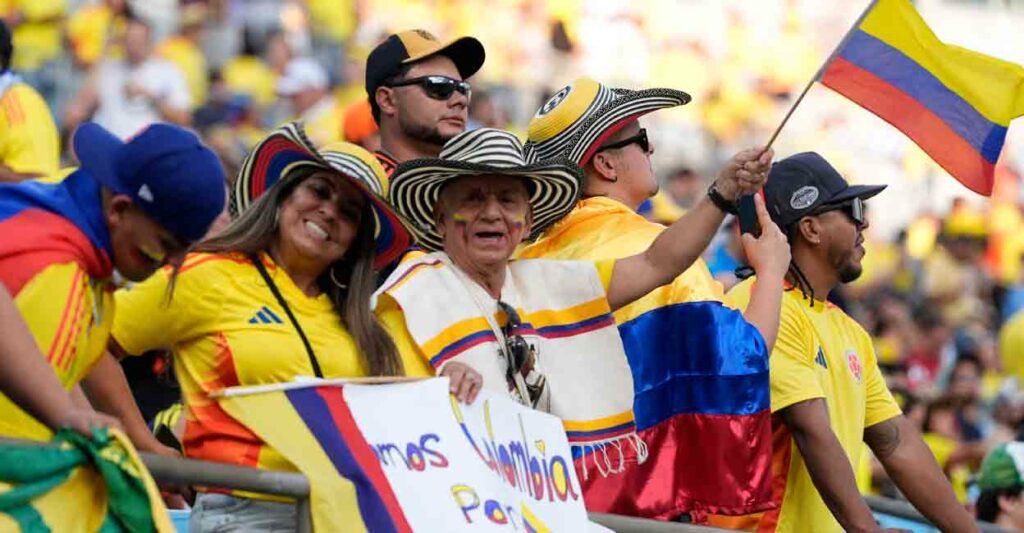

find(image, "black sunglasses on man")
[810,196,866,227]
[385,75,472,101]
[595,128,650,154]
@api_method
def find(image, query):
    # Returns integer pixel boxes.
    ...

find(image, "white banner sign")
[343,378,590,531]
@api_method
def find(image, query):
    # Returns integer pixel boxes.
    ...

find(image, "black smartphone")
[738,194,761,236]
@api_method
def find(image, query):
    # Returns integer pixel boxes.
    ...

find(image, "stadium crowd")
[2,0,1024,531]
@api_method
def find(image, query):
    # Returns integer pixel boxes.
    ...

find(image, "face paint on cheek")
[510,212,526,232]
[452,212,471,228]
[138,243,166,264]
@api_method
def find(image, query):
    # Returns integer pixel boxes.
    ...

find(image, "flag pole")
[759,0,880,153]
[739,0,879,235]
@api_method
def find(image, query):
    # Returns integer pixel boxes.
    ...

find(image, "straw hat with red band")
[231,122,413,268]
[524,78,691,165]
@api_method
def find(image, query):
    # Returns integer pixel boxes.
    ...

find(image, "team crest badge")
[536,84,572,117]
[846,349,862,382]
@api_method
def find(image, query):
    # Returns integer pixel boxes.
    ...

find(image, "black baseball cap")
[764,152,886,229]
[365,29,485,121]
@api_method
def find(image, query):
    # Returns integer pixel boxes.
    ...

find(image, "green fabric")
[6,505,50,533]
[0,428,159,533]
[978,442,1024,490]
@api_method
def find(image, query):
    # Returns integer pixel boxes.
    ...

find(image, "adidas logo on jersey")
[248,306,283,325]
[814,347,828,369]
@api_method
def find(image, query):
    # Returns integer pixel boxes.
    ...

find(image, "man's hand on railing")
[145,442,195,509]
[53,407,123,438]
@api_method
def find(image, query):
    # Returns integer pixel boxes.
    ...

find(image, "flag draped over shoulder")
[219,385,412,533]
[0,428,172,533]
[819,0,1024,196]
[515,197,774,520]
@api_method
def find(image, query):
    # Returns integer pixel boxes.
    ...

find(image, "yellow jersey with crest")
[113,252,432,499]
[728,277,901,532]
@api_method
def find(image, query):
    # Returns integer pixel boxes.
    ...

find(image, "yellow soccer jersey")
[0,263,114,440]
[7,0,66,71]
[729,277,902,533]
[112,252,431,497]
[0,83,60,178]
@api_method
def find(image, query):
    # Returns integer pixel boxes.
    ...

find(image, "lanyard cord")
[249,255,324,379]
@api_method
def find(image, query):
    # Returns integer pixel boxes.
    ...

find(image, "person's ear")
[796,216,824,246]
[588,152,618,184]
[521,207,534,237]
[433,201,446,238]
[998,493,1021,514]
[376,87,398,120]
[106,195,134,228]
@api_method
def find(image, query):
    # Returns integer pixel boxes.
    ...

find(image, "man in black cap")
[364,29,485,175]
[727,152,974,532]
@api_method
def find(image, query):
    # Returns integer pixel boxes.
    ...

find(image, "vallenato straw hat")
[231,121,413,268]
[525,77,691,165]
[388,128,583,251]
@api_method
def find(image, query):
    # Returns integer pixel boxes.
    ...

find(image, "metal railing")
[1,437,1009,532]
[865,495,1008,533]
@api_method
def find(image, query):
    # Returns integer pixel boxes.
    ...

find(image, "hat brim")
[233,123,413,269]
[72,122,126,194]
[826,184,887,206]
[571,87,690,164]
[389,158,582,251]
[403,36,486,80]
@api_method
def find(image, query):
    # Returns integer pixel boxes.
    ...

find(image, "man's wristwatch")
[707,183,739,215]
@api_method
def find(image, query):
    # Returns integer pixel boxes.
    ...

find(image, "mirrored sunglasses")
[385,75,472,101]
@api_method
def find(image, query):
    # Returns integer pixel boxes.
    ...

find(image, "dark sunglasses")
[385,75,472,101]
[497,301,530,381]
[595,128,650,154]
[811,196,866,226]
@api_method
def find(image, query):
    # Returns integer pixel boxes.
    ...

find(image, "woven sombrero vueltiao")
[389,128,583,251]
[231,121,413,268]
[524,77,691,165]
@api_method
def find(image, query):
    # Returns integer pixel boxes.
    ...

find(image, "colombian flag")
[516,197,773,520]
[0,169,113,296]
[819,0,1024,196]
[219,384,412,533]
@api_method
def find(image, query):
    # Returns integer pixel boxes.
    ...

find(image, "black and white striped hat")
[524,78,690,164]
[389,128,583,251]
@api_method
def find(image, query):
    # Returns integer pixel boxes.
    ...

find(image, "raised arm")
[779,399,880,532]
[608,190,790,352]
[606,147,780,310]
[734,195,790,351]
[0,284,120,437]
[865,416,978,532]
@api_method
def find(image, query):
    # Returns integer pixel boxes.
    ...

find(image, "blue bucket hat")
[72,122,227,243]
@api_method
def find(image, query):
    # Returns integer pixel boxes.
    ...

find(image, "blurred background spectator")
[4,0,1024,514]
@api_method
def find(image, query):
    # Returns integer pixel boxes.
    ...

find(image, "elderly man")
[365,29,484,175]
[373,128,789,477]
[517,78,790,518]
